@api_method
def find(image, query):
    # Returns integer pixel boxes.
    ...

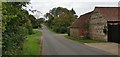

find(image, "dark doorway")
[107,21,120,43]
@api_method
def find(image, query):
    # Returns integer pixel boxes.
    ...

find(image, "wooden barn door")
[107,21,120,43]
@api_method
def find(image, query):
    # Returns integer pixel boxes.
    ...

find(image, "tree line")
[45,7,77,33]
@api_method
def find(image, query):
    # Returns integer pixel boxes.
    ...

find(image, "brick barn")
[70,7,120,43]
[70,12,92,38]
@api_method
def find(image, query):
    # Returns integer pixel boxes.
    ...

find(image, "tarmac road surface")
[41,24,113,55]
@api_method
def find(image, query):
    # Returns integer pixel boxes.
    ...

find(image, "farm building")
[89,7,120,43]
[70,7,120,43]
[70,12,93,38]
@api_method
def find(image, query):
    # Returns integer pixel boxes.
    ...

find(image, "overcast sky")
[26,0,120,19]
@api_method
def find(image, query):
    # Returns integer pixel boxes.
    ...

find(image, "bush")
[2,2,33,55]
[59,27,67,33]
[25,20,33,35]
[2,26,28,55]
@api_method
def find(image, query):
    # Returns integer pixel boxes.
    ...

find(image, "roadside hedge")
[2,2,33,55]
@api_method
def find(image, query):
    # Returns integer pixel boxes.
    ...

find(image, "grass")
[64,35,106,43]
[23,29,42,55]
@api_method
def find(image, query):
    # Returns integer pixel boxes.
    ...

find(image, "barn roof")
[70,11,93,28]
[94,7,119,21]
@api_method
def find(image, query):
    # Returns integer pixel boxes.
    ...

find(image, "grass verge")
[64,35,106,43]
[23,29,42,55]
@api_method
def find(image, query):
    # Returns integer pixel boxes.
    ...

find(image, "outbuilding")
[70,7,120,43]
[70,12,92,38]
[89,7,120,43]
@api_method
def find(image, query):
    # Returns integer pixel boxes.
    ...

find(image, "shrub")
[2,2,33,55]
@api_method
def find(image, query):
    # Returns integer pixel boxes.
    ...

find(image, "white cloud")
[26,0,119,19]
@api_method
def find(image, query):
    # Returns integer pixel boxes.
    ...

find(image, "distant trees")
[45,7,77,33]
[37,18,45,28]
[29,15,45,28]
[38,18,45,23]
[2,2,36,55]
[29,15,38,28]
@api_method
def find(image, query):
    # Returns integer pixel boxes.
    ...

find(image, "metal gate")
[107,21,120,43]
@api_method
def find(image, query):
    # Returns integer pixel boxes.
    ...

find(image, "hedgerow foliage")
[2,2,33,55]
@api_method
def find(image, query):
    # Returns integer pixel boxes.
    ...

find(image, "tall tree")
[29,15,38,28]
[45,7,77,33]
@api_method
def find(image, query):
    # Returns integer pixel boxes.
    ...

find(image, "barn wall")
[89,11,107,41]
[70,28,80,38]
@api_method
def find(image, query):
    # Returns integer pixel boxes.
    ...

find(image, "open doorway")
[107,21,120,43]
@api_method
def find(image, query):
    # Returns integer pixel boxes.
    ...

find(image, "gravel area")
[84,42,119,55]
